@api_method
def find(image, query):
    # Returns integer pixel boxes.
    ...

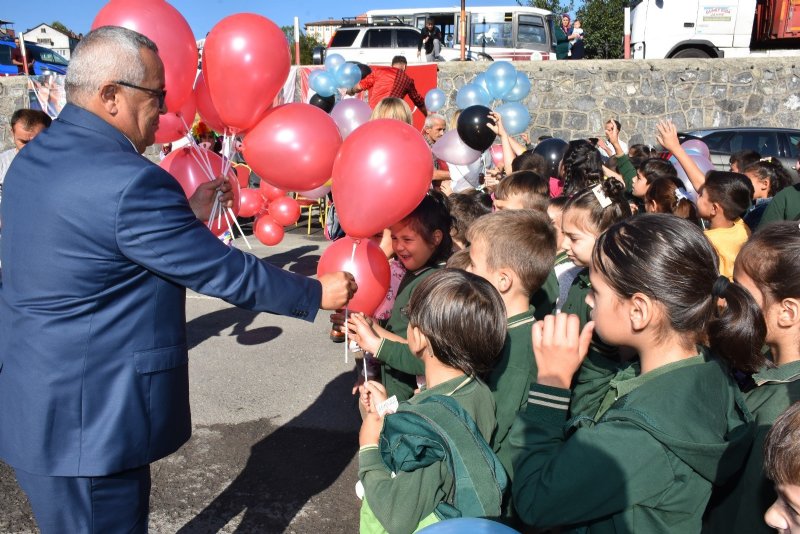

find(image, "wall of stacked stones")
[3,57,799,152]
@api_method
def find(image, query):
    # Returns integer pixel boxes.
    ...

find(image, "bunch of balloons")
[670,138,714,202]
[455,62,532,136]
[309,53,364,98]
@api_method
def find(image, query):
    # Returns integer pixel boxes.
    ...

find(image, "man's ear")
[99,83,119,115]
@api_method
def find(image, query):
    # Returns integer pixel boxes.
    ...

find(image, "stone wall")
[3,58,799,151]
[436,58,800,146]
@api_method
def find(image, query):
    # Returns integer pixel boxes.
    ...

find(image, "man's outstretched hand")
[319,272,358,310]
[189,176,234,221]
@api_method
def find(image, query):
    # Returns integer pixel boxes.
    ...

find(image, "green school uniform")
[530,269,559,320]
[359,375,499,533]
[510,350,754,533]
[560,269,628,419]
[758,183,800,227]
[704,360,800,534]
[487,308,536,479]
[615,154,637,193]
[378,266,438,401]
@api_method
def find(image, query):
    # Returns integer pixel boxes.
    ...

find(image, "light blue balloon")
[335,62,362,89]
[425,88,446,112]
[473,72,490,95]
[504,72,531,102]
[456,83,491,109]
[311,71,338,97]
[324,53,346,74]
[418,518,520,534]
[497,102,531,135]
[485,61,518,100]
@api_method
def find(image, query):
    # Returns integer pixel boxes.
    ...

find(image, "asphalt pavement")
[0,221,366,533]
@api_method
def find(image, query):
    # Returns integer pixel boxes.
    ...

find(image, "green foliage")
[518,0,575,15]
[576,0,626,59]
[281,26,325,65]
[50,21,75,36]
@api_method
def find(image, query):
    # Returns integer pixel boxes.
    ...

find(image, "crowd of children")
[333,115,800,534]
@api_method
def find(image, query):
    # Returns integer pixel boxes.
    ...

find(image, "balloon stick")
[343,239,358,363]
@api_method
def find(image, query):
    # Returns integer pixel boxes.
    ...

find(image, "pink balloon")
[681,139,710,160]
[234,165,251,189]
[202,13,290,132]
[269,196,301,226]
[238,188,265,218]
[331,119,433,239]
[254,215,285,246]
[431,130,481,165]
[92,0,197,112]
[298,184,332,198]
[330,99,372,139]
[317,238,390,315]
[194,72,226,134]
[490,144,504,168]
[154,92,196,144]
[243,103,343,192]
[159,146,242,216]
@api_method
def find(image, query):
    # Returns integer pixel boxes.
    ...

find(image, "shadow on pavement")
[175,372,361,533]
[186,308,283,351]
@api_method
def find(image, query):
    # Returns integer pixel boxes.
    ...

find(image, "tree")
[281,26,325,66]
[51,21,75,36]
[575,0,626,59]
[519,0,575,16]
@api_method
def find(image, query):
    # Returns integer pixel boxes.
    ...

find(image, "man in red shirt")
[347,55,427,115]
[11,38,32,75]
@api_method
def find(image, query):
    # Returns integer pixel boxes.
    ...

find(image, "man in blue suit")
[0,26,356,533]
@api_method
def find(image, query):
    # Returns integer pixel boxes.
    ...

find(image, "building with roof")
[22,23,80,60]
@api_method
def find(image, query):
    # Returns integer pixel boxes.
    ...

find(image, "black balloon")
[309,93,336,114]
[354,62,372,80]
[533,137,568,178]
[456,105,496,152]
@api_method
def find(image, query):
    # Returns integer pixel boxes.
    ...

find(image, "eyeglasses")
[115,80,167,109]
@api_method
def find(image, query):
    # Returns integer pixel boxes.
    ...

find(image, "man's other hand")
[189,176,233,221]
[319,272,358,310]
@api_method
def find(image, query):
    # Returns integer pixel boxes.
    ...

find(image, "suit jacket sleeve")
[115,164,322,320]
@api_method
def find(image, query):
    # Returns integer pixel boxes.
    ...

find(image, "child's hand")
[358,380,389,413]
[605,120,621,148]
[348,313,382,354]
[359,411,383,447]
[532,314,594,389]
[655,120,681,153]
[596,138,611,154]
[487,111,507,137]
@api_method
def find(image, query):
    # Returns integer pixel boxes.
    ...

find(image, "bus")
[365,5,558,61]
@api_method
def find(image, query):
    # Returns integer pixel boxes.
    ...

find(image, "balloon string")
[344,239,358,364]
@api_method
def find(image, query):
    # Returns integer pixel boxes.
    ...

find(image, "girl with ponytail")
[510,214,764,533]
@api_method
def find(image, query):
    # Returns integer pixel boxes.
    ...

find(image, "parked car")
[313,21,492,65]
[682,127,800,182]
[0,39,69,76]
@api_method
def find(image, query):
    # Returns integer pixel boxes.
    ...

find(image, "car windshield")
[27,45,69,66]
[456,13,513,49]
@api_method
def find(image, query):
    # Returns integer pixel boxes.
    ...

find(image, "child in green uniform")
[511,214,764,533]
[559,178,633,419]
[357,269,508,533]
[348,193,453,402]
[763,401,800,532]
[705,221,800,533]
[465,209,557,478]
[758,183,800,228]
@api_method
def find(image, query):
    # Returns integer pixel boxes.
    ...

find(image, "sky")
[3,1,572,40]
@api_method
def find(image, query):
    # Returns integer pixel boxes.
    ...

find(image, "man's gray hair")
[424,113,446,129]
[65,26,158,105]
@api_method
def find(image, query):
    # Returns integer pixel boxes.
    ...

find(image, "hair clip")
[591,184,612,208]
[675,187,688,202]
[759,156,774,163]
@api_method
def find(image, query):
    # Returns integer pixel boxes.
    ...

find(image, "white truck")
[630,0,800,58]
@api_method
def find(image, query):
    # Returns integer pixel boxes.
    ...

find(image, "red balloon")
[194,72,226,134]
[92,0,197,112]
[490,144,504,168]
[234,165,251,189]
[238,188,265,218]
[331,119,433,238]
[269,196,301,226]
[155,92,196,144]
[317,238,390,315]
[259,180,287,201]
[202,13,290,132]
[254,215,285,246]
[159,146,242,217]
[242,104,342,192]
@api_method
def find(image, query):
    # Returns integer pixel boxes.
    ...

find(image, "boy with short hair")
[493,170,550,212]
[763,401,800,532]
[466,210,557,477]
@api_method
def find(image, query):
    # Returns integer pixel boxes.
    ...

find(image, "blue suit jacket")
[0,104,322,476]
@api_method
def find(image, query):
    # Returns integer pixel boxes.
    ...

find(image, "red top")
[359,66,427,115]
